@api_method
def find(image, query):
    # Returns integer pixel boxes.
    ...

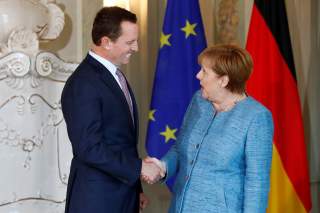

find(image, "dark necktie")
[116,69,134,120]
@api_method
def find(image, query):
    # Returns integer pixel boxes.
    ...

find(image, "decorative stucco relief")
[0,1,77,212]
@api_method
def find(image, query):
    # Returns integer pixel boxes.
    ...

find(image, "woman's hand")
[141,157,166,184]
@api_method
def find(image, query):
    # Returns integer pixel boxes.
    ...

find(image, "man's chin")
[121,59,130,65]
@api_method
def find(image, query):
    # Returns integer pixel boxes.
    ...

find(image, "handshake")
[141,157,166,184]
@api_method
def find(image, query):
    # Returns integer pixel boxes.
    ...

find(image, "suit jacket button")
[185,175,189,181]
[190,160,194,165]
[195,144,200,149]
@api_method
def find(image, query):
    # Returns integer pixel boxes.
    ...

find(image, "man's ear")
[101,36,112,49]
[220,75,229,88]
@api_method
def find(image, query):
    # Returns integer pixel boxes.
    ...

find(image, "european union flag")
[145,0,207,190]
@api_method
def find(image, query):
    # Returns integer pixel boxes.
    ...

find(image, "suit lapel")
[85,54,136,132]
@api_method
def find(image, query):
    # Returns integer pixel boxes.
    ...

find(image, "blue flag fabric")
[145,0,207,190]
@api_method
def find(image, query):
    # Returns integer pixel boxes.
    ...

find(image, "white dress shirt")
[89,50,122,88]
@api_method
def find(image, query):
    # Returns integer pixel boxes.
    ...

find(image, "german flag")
[246,0,312,212]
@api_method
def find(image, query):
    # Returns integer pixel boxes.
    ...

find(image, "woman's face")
[196,59,225,101]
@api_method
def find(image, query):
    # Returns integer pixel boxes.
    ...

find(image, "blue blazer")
[162,91,274,213]
[61,54,142,213]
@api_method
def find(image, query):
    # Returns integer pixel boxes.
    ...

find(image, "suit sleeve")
[243,110,274,212]
[61,76,141,186]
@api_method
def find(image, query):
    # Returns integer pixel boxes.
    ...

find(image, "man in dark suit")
[61,6,161,213]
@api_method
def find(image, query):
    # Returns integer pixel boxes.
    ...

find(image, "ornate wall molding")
[0,50,77,89]
[35,52,78,82]
[0,0,65,45]
[0,1,76,212]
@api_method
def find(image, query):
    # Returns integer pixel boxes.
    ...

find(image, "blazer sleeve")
[161,142,179,181]
[61,75,141,186]
[243,109,274,212]
[161,92,198,181]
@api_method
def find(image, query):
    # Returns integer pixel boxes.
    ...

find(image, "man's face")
[108,21,139,66]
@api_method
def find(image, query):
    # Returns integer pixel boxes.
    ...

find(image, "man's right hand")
[141,157,166,184]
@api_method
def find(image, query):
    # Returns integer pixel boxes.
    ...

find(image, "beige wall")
[47,0,319,212]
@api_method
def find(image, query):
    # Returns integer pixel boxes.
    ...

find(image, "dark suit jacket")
[61,54,142,213]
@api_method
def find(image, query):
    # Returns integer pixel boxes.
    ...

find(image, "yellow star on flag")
[181,20,197,38]
[148,109,156,121]
[160,32,171,48]
[160,125,177,143]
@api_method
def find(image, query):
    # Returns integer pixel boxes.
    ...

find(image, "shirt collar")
[89,50,118,76]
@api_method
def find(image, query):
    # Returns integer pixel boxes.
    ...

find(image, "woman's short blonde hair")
[198,44,253,94]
